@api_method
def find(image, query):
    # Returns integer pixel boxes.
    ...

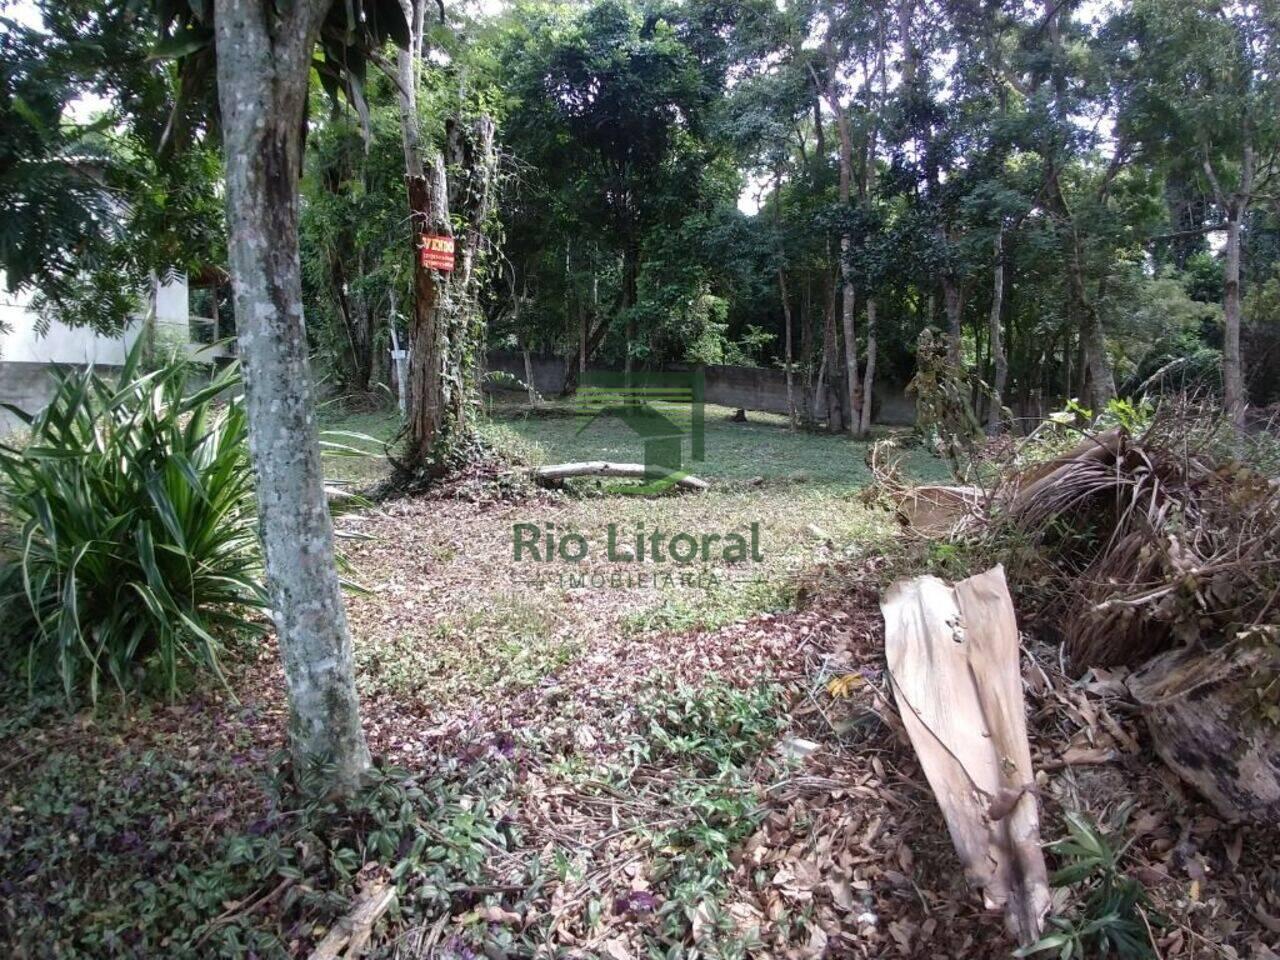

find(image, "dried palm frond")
[992,402,1280,670]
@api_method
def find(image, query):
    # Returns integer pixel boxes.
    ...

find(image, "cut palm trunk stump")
[893,484,985,537]
[533,462,708,491]
[1127,632,1280,822]
[881,564,1050,945]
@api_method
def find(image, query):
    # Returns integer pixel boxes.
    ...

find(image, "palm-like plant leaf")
[0,344,267,703]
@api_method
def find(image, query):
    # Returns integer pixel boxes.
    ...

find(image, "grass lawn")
[316,397,942,704]
[317,396,951,683]
[320,395,952,491]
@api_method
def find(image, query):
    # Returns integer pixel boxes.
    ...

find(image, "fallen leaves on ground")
[5,488,1279,959]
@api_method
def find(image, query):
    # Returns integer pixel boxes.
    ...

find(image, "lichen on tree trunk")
[214,0,370,793]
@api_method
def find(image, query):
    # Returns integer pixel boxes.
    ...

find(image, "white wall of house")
[0,272,192,365]
[1,288,141,365]
[0,272,208,435]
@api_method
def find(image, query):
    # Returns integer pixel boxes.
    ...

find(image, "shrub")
[0,348,266,702]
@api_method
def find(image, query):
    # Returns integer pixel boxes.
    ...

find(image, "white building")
[0,273,231,434]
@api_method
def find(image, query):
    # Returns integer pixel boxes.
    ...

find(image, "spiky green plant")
[1018,812,1160,960]
[0,346,266,703]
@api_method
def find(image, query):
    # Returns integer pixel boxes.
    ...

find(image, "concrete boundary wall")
[484,351,917,426]
[0,362,126,436]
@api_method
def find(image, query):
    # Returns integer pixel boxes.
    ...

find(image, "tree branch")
[1202,150,1227,210]
[368,48,413,101]
[1149,223,1229,241]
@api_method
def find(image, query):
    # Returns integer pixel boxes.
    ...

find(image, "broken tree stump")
[1127,632,1280,822]
[881,565,1050,945]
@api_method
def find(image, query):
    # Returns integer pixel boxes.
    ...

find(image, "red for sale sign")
[420,233,455,272]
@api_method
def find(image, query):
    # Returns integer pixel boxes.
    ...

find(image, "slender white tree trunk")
[988,224,1007,434]
[214,0,370,792]
[1223,210,1245,426]
[779,268,796,429]
[859,298,877,436]
[522,349,536,404]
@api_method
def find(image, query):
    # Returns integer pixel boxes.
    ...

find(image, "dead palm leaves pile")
[994,407,1280,672]
[875,402,1280,673]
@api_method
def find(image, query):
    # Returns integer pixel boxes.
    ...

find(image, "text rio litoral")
[512,522,763,564]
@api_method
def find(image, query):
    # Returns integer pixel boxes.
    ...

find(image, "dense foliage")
[0,3,225,334]
[0,349,264,702]
[5,0,1277,427]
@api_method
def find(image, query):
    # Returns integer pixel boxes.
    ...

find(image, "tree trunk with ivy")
[444,114,498,437]
[393,9,455,474]
[391,4,497,474]
[403,147,452,470]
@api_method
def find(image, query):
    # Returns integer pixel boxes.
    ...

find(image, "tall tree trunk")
[821,36,860,435]
[800,276,815,422]
[621,242,639,383]
[773,168,796,430]
[1066,258,1115,413]
[987,224,1007,434]
[820,268,839,432]
[512,276,536,405]
[1210,143,1253,428]
[837,277,858,434]
[855,20,885,441]
[444,114,497,436]
[587,270,598,371]
[404,150,452,467]
[214,0,370,793]
[779,268,796,429]
[1223,208,1245,425]
[520,336,536,405]
[859,299,877,436]
[942,277,963,368]
[1040,0,1115,416]
[390,298,408,418]
[331,254,373,392]
[395,28,454,469]
[897,0,918,86]
[523,348,536,403]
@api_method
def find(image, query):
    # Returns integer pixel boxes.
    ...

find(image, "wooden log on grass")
[533,461,709,491]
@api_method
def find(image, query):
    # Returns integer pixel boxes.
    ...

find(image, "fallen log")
[307,880,397,960]
[533,461,709,491]
[1127,632,1280,822]
[882,565,1050,945]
